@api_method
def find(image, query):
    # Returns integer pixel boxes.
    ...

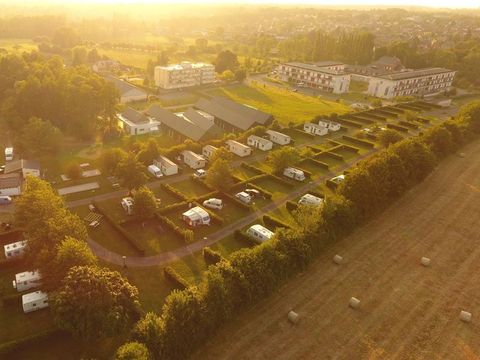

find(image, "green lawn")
[208,83,350,126]
[170,178,212,199]
[251,176,294,197]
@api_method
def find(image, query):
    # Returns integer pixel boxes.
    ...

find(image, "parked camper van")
[0,196,12,205]
[13,270,42,292]
[148,164,163,178]
[235,191,252,204]
[283,167,306,181]
[193,169,207,179]
[202,198,223,210]
[246,224,274,244]
[22,291,49,313]
[182,206,210,227]
[298,194,324,207]
[4,147,13,162]
[121,197,134,215]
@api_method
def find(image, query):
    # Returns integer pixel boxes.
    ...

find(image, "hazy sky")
[10,0,480,8]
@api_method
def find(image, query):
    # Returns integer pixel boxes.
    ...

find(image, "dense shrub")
[285,200,299,212]
[203,247,224,265]
[155,214,195,244]
[263,214,291,230]
[163,266,189,289]
[160,183,189,201]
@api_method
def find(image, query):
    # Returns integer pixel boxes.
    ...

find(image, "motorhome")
[283,167,306,181]
[22,291,49,313]
[298,194,324,207]
[246,224,274,244]
[148,164,163,178]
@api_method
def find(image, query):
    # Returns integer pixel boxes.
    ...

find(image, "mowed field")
[195,140,480,360]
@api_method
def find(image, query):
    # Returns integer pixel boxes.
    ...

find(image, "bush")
[203,247,224,265]
[161,183,189,201]
[262,215,291,230]
[155,214,195,244]
[285,200,299,213]
[164,266,189,289]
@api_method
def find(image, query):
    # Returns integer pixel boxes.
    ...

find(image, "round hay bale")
[460,311,472,323]
[349,297,360,309]
[420,257,431,267]
[333,255,343,265]
[288,311,299,324]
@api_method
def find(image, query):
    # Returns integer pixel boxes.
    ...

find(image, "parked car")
[203,198,223,210]
[235,191,252,204]
[193,169,207,178]
[148,164,163,178]
[244,189,261,197]
[0,196,12,205]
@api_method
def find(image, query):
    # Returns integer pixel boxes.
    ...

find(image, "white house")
[0,173,22,196]
[202,145,218,160]
[247,135,273,151]
[182,206,211,227]
[4,159,40,179]
[246,224,274,243]
[13,270,42,292]
[304,122,328,136]
[4,240,27,259]
[226,140,252,157]
[22,291,49,313]
[318,120,341,132]
[153,156,178,176]
[181,150,206,170]
[266,130,291,145]
[105,75,148,103]
[117,108,160,136]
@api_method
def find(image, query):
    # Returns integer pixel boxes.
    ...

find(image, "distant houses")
[5,160,41,179]
[104,75,148,103]
[117,108,160,136]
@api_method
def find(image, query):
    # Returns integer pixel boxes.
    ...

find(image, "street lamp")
[122,256,127,268]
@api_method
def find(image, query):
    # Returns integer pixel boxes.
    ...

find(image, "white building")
[154,62,215,89]
[0,173,22,196]
[202,145,218,160]
[304,122,328,136]
[22,291,49,313]
[153,156,178,176]
[266,130,291,145]
[105,75,148,103]
[5,147,13,161]
[367,68,456,99]
[182,206,211,227]
[118,108,160,136]
[4,159,40,179]
[13,270,42,292]
[181,150,206,170]
[246,224,274,243]
[247,135,273,151]
[318,120,341,132]
[4,240,27,259]
[226,140,252,157]
[277,62,350,94]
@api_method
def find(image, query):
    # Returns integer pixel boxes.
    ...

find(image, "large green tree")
[133,186,158,220]
[15,117,63,158]
[205,158,232,191]
[115,154,148,191]
[266,146,301,174]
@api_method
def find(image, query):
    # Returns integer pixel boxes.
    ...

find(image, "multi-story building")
[154,62,215,89]
[367,68,456,99]
[277,62,350,94]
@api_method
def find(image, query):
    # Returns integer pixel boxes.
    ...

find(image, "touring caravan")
[4,240,28,259]
[246,224,274,244]
[298,194,324,207]
[13,270,42,292]
[283,167,306,181]
[22,291,49,313]
[182,206,211,227]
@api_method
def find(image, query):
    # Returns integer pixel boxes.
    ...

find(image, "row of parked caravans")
[303,119,341,136]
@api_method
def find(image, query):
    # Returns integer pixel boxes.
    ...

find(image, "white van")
[121,197,134,215]
[203,198,223,210]
[148,165,163,178]
[4,147,13,162]
[235,192,252,204]
[0,196,12,205]
[193,169,207,179]
[298,194,324,207]
[283,167,305,182]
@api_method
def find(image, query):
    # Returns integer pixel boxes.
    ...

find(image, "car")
[0,165,5,174]
[203,198,223,210]
[244,189,261,197]
[235,191,252,204]
[193,169,207,178]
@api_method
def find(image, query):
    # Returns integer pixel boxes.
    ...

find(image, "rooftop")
[22,290,48,303]
[157,62,214,71]
[375,68,455,81]
[104,75,147,97]
[283,62,346,75]
[0,173,21,189]
[5,160,40,174]
[119,108,156,125]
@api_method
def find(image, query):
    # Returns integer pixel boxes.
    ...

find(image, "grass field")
[194,138,480,360]
[0,38,37,53]
[208,83,350,126]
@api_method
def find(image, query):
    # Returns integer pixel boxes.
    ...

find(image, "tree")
[52,27,80,48]
[209,146,233,163]
[266,146,301,174]
[205,159,232,191]
[133,186,158,220]
[116,154,148,191]
[15,117,63,158]
[115,342,150,360]
[71,46,88,66]
[234,69,247,82]
[214,50,238,73]
[132,312,164,358]
[220,70,235,82]
[378,129,403,148]
[100,148,128,176]
[52,265,141,340]
[65,161,82,180]
[195,38,208,50]
[136,139,159,166]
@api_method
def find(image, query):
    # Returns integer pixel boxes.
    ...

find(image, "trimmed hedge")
[325,179,339,191]
[336,118,363,129]
[203,247,224,265]
[339,144,361,153]
[300,158,329,170]
[386,123,409,133]
[262,215,291,230]
[161,183,189,201]
[267,174,296,188]
[245,183,272,200]
[0,329,63,356]
[399,120,419,130]
[233,229,254,244]
[194,202,225,225]
[0,258,21,270]
[0,230,23,245]
[155,214,194,243]
[164,266,189,289]
[285,200,299,212]
[229,174,268,192]
[240,162,265,175]
[346,115,374,125]
[157,201,190,216]
[2,293,21,306]
[323,151,344,162]
[342,135,375,148]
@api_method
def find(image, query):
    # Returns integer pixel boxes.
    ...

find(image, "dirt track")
[195,140,480,360]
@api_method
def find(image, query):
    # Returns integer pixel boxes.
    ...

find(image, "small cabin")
[298,194,324,207]
[182,206,211,227]
[181,150,206,170]
[247,135,273,151]
[13,270,42,292]
[266,130,291,145]
[283,167,306,181]
[22,291,49,313]
[4,240,27,259]
[226,140,252,157]
[318,120,341,132]
[246,224,274,244]
[153,156,178,176]
[202,145,218,160]
[304,122,328,136]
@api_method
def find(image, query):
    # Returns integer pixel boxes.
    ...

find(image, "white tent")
[182,206,211,227]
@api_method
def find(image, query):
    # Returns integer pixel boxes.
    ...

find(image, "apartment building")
[277,62,350,94]
[367,68,456,99]
[154,62,215,89]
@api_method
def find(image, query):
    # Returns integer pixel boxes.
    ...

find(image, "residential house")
[5,160,40,179]
[117,108,160,136]
[105,75,148,103]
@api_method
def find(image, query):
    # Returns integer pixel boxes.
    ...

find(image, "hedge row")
[359,111,387,121]
[346,115,374,125]
[342,135,375,148]
[399,120,419,130]
[93,201,145,256]
[267,173,296,188]
[262,214,292,230]
[163,266,189,289]
[0,230,23,245]
[229,174,267,192]
[336,118,363,129]
[285,200,299,212]
[240,162,266,175]
[194,202,225,225]
[0,258,21,271]
[323,150,344,162]
[386,123,410,133]
[299,157,329,170]
[155,214,194,243]
[2,293,22,306]
[339,144,361,153]
[0,329,64,356]
[203,247,224,265]
[160,183,189,201]
[233,229,254,244]
[157,201,189,216]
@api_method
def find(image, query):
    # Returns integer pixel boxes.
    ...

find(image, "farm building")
[13,270,42,292]
[181,150,206,169]
[0,173,22,196]
[304,122,328,136]
[4,240,27,259]
[247,135,273,151]
[194,96,273,133]
[318,120,341,132]
[226,140,252,157]
[202,145,218,160]
[117,108,160,136]
[148,106,221,142]
[22,291,49,313]
[266,130,291,145]
[153,156,178,176]
[182,206,211,227]
[5,159,40,179]
[104,75,148,103]
[246,224,274,243]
